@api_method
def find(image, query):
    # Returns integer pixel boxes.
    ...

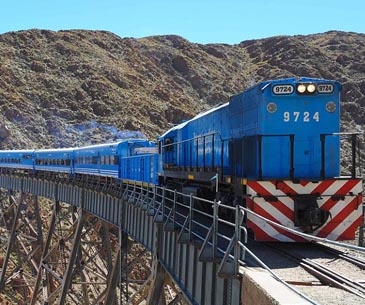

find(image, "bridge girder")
[0,188,188,305]
[0,175,244,305]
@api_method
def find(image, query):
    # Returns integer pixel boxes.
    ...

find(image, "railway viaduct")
[0,173,360,305]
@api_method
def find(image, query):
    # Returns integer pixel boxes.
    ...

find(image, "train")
[0,77,363,242]
[0,139,158,184]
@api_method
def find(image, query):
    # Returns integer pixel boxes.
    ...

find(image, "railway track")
[245,241,365,305]
[313,243,365,270]
[265,243,365,299]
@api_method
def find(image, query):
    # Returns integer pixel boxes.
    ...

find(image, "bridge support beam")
[0,186,125,305]
[32,205,123,304]
[104,248,120,305]
[146,221,166,305]
[58,210,86,305]
[0,191,47,304]
[0,192,24,292]
[30,199,60,305]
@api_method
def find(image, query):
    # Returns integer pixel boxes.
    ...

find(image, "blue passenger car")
[0,150,35,171]
[74,139,156,179]
[74,142,120,177]
[34,148,75,174]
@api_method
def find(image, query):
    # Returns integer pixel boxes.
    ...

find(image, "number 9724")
[283,111,319,122]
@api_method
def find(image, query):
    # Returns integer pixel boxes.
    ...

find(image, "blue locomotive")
[160,77,341,180]
[159,77,363,241]
[0,77,362,242]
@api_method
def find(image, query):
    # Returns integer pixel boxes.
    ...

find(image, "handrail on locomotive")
[162,131,363,181]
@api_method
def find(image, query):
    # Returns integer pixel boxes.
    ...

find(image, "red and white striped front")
[246,179,363,242]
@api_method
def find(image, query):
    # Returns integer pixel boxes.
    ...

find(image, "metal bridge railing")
[121,181,247,277]
[121,180,365,280]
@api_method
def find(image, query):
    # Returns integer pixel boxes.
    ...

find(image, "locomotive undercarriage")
[293,194,330,233]
[254,192,331,233]
[162,170,243,221]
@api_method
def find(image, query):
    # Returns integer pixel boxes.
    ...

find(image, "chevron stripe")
[247,179,363,242]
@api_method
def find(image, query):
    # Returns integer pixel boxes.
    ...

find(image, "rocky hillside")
[0,29,364,150]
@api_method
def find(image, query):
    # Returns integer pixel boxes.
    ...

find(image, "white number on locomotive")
[283,111,320,122]
[272,85,294,95]
[317,84,334,93]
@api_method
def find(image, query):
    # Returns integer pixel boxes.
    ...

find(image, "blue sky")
[0,0,364,44]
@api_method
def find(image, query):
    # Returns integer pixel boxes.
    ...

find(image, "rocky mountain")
[0,29,364,151]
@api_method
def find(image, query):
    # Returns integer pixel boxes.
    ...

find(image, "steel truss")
[0,188,187,305]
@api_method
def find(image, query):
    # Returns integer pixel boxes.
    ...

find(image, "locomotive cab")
[230,78,363,241]
[229,78,342,180]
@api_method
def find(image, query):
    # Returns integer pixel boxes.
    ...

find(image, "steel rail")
[241,244,320,305]
[313,243,365,270]
[266,243,365,299]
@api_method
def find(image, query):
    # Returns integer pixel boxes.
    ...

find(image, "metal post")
[152,185,157,215]
[234,205,241,274]
[221,140,224,179]
[359,204,365,247]
[154,187,165,222]
[320,134,326,179]
[351,134,357,178]
[118,203,126,305]
[196,138,199,170]
[120,206,129,304]
[0,192,23,291]
[203,135,206,171]
[122,181,129,200]
[289,134,295,179]
[189,194,193,241]
[257,135,262,180]
[183,141,186,171]
[212,134,215,172]
[173,189,177,229]
[213,199,218,258]
[190,140,192,171]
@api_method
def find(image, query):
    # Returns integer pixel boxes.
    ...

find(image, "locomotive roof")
[159,77,342,140]
[35,147,76,153]
[75,138,149,150]
[159,102,229,138]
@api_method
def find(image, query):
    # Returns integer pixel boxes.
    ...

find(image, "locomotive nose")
[293,195,330,233]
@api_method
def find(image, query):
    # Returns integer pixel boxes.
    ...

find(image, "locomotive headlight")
[267,102,277,113]
[326,101,337,112]
[297,84,306,93]
[307,84,316,93]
